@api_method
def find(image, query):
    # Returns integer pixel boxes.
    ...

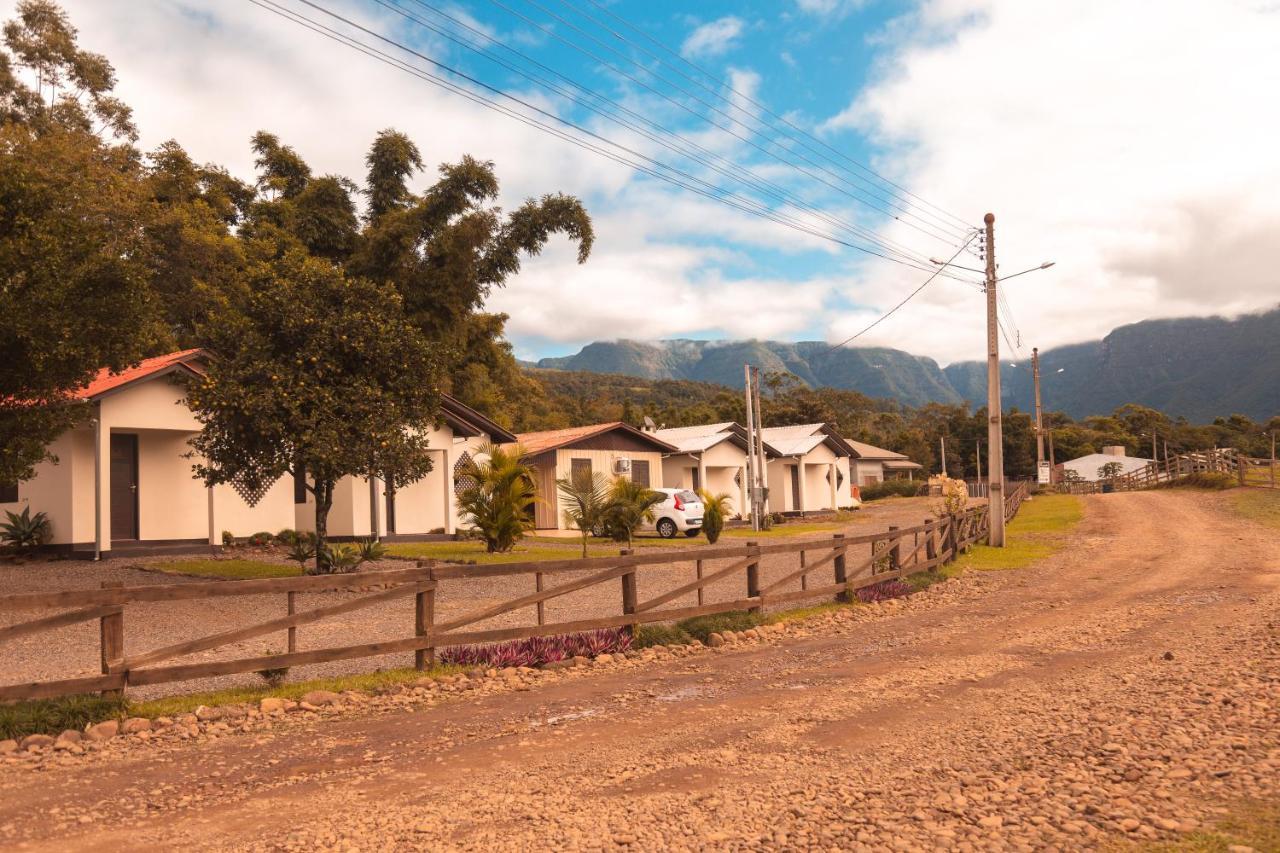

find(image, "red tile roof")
[76,349,206,400]
[513,422,676,455]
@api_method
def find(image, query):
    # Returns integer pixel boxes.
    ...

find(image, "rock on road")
[2,490,1278,851]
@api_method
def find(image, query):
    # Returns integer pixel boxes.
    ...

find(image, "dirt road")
[2,490,1278,851]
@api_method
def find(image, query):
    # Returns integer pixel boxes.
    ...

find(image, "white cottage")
[760,423,858,514]
[654,422,778,519]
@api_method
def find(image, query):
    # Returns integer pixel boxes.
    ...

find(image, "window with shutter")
[0,481,16,503]
[631,460,650,487]
[570,458,592,482]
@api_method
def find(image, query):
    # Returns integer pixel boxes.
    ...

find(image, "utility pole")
[1032,347,1044,464]
[940,435,948,477]
[983,213,1007,546]
[743,364,759,531]
[975,440,983,483]
[751,367,768,517]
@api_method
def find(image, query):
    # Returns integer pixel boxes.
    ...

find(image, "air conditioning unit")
[613,458,632,474]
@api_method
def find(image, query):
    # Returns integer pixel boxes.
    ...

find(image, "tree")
[0,1,154,485]
[1097,461,1124,481]
[454,443,537,553]
[697,490,733,544]
[556,469,611,558]
[186,246,443,571]
[602,477,664,547]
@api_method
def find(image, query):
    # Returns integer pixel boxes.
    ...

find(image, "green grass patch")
[383,541,588,563]
[1228,489,1280,530]
[766,600,850,623]
[722,522,845,539]
[129,664,466,719]
[634,623,693,648]
[1134,800,1280,852]
[675,610,766,642]
[949,494,1083,573]
[1155,472,1237,491]
[149,558,300,580]
[0,694,128,741]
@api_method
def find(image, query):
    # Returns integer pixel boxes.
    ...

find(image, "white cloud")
[680,17,745,59]
[820,0,1280,364]
[794,0,867,17]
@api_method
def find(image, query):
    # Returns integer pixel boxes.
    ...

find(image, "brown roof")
[513,422,676,455]
[77,349,206,400]
[440,395,517,443]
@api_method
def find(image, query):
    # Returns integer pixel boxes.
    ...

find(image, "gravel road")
[0,489,1277,851]
[0,498,939,699]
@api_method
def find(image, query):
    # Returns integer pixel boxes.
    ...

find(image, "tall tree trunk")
[314,479,334,573]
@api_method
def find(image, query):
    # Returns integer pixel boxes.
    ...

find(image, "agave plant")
[316,543,362,574]
[286,539,317,571]
[355,537,387,563]
[1,506,51,549]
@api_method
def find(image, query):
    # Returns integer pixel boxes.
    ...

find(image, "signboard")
[1037,461,1052,484]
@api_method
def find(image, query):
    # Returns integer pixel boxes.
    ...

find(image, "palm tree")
[603,477,665,548]
[556,469,611,558]
[696,490,733,544]
[455,443,537,553]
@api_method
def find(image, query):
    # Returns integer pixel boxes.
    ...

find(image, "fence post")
[832,534,848,602]
[888,526,902,575]
[746,540,761,614]
[415,567,436,671]
[620,549,638,636]
[287,590,297,653]
[535,571,545,626]
[925,518,938,572]
[695,558,704,606]
[99,581,124,698]
[946,515,958,563]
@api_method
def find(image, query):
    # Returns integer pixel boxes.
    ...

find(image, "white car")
[650,488,705,538]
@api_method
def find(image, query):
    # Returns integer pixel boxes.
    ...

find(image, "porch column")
[440,448,455,535]
[829,462,838,510]
[207,484,217,546]
[369,475,381,539]
[759,454,770,514]
[93,411,108,559]
[738,466,748,521]
[796,463,808,515]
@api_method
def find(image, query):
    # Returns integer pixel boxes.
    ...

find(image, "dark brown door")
[110,434,139,541]
[385,481,396,535]
[790,464,801,512]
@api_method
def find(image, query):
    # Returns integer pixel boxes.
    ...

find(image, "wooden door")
[790,464,801,512]
[385,481,397,535]
[110,434,139,541]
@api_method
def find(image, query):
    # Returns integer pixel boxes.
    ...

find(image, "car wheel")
[685,529,700,537]
[656,518,678,539]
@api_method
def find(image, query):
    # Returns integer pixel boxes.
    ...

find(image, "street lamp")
[929,258,1056,282]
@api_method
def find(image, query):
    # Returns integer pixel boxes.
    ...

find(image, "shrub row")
[860,479,925,502]
[438,627,632,669]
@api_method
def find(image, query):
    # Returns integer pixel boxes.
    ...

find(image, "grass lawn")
[722,521,846,539]
[1228,488,1280,531]
[948,494,1084,573]
[148,558,300,580]
[383,541,591,563]
[1137,799,1279,852]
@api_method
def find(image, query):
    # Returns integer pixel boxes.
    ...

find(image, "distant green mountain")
[534,307,1280,421]
[538,340,962,408]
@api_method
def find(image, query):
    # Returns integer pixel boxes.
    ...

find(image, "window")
[570,458,592,483]
[293,463,307,504]
[0,481,16,503]
[631,459,650,488]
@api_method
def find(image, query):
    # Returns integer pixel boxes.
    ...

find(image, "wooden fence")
[1108,447,1278,492]
[0,483,1029,703]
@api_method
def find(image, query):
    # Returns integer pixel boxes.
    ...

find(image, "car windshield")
[677,490,700,503]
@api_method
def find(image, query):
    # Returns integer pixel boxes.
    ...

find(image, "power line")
[251,0,983,279]
[826,232,980,351]
[477,0,972,246]
[568,0,974,233]
[380,0,959,273]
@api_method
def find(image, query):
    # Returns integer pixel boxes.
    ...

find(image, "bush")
[439,628,633,668]
[0,506,51,549]
[634,623,692,648]
[247,531,274,547]
[860,479,923,502]
[221,530,235,546]
[769,512,787,526]
[1157,472,1236,491]
[356,538,387,563]
[0,694,126,741]
[676,610,765,643]
[856,579,911,603]
[275,528,302,546]
[256,665,290,688]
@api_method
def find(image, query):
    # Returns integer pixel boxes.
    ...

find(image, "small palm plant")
[696,490,733,544]
[455,443,537,553]
[556,469,611,558]
[603,478,664,548]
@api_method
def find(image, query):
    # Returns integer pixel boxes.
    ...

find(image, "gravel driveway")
[0,498,941,699]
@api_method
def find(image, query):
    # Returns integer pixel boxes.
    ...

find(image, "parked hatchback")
[649,488,704,538]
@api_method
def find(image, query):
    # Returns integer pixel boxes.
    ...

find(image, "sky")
[20,0,1280,366]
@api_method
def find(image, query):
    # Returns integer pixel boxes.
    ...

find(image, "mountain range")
[529,307,1280,422]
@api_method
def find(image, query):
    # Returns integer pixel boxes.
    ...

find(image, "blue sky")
[27,0,1280,365]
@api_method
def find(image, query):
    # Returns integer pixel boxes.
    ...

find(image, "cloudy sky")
[26,0,1280,365]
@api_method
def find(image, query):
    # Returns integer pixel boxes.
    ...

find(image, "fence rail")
[0,483,1029,703]
[1108,447,1278,492]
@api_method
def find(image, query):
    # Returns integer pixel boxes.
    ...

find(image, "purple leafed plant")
[439,627,632,669]
[856,579,911,604]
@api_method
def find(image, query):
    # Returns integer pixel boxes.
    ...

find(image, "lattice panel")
[453,451,479,497]
[229,467,282,508]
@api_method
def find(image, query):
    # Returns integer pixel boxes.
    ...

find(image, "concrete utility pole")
[1032,347,1044,464]
[743,364,759,531]
[983,213,1006,546]
[940,435,948,477]
[751,368,767,514]
[976,440,983,483]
